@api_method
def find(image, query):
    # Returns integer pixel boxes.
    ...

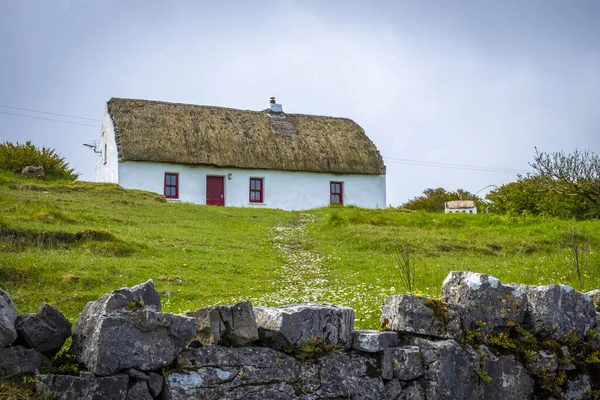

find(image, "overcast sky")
[1,0,598,205]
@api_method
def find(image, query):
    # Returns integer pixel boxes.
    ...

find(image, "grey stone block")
[0,288,18,348]
[70,280,196,376]
[407,337,481,400]
[298,352,384,399]
[176,346,300,385]
[383,379,403,400]
[147,371,164,397]
[127,380,153,400]
[36,374,128,400]
[380,346,423,381]
[186,301,258,347]
[442,271,527,336]
[255,302,354,350]
[380,295,462,339]
[166,346,301,399]
[15,303,72,357]
[517,284,596,339]
[399,381,425,400]
[561,375,591,400]
[480,349,535,400]
[352,330,398,352]
[0,345,48,378]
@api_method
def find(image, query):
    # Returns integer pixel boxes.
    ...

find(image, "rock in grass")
[186,301,259,347]
[441,271,527,336]
[380,295,462,339]
[36,374,128,400]
[0,288,18,348]
[515,284,596,340]
[254,302,354,351]
[0,345,48,378]
[15,303,72,357]
[352,330,398,353]
[70,280,196,376]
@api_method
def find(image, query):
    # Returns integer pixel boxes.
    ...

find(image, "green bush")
[486,175,600,219]
[401,187,485,213]
[0,141,78,180]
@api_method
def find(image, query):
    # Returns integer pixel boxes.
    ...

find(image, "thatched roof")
[446,200,476,209]
[107,98,385,175]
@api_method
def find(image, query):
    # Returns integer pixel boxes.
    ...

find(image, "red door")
[206,176,225,206]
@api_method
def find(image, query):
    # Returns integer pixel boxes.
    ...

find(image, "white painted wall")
[94,107,119,183]
[445,206,477,214]
[117,161,386,210]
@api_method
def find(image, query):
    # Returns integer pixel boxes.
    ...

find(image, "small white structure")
[95,97,386,210]
[445,200,477,214]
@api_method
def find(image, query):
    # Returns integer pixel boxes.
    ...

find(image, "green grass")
[0,172,297,321]
[1,171,599,330]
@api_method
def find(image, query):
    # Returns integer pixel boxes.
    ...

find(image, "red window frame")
[330,181,343,205]
[164,173,179,199]
[249,178,263,203]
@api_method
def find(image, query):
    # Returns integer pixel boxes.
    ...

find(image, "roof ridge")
[108,97,356,121]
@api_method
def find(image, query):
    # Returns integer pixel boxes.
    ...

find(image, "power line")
[383,156,524,173]
[383,158,526,174]
[0,111,101,128]
[0,104,528,174]
[384,159,523,173]
[0,104,102,122]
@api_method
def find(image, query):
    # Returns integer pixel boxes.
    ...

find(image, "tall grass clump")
[562,225,591,289]
[0,141,78,180]
[393,241,418,294]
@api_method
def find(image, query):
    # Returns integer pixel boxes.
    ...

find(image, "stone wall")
[1,272,599,399]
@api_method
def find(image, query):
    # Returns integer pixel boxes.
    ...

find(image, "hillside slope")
[1,172,599,329]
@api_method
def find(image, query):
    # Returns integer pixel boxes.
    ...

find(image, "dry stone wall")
[1,273,600,399]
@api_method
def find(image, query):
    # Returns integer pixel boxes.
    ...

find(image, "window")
[330,181,343,205]
[103,143,107,164]
[249,178,263,203]
[164,173,179,199]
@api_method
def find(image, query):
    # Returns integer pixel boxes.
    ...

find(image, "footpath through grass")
[1,172,599,330]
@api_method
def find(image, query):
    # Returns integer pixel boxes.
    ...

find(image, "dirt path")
[254,212,331,305]
[234,212,387,328]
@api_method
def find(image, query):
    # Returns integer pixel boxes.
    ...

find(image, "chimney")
[269,96,283,113]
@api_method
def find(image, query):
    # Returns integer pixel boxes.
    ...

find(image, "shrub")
[0,140,78,180]
[401,187,485,213]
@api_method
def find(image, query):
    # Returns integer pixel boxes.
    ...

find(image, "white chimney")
[269,96,283,113]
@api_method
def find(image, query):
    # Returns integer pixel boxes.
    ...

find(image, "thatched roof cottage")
[95,97,386,210]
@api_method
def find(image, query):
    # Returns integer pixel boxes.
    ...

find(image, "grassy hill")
[1,172,599,329]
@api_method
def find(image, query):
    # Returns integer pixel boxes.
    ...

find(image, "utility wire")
[383,158,526,174]
[0,104,526,173]
[0,111,101,128]
[0,104,102,122]
[383,156,524,173]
